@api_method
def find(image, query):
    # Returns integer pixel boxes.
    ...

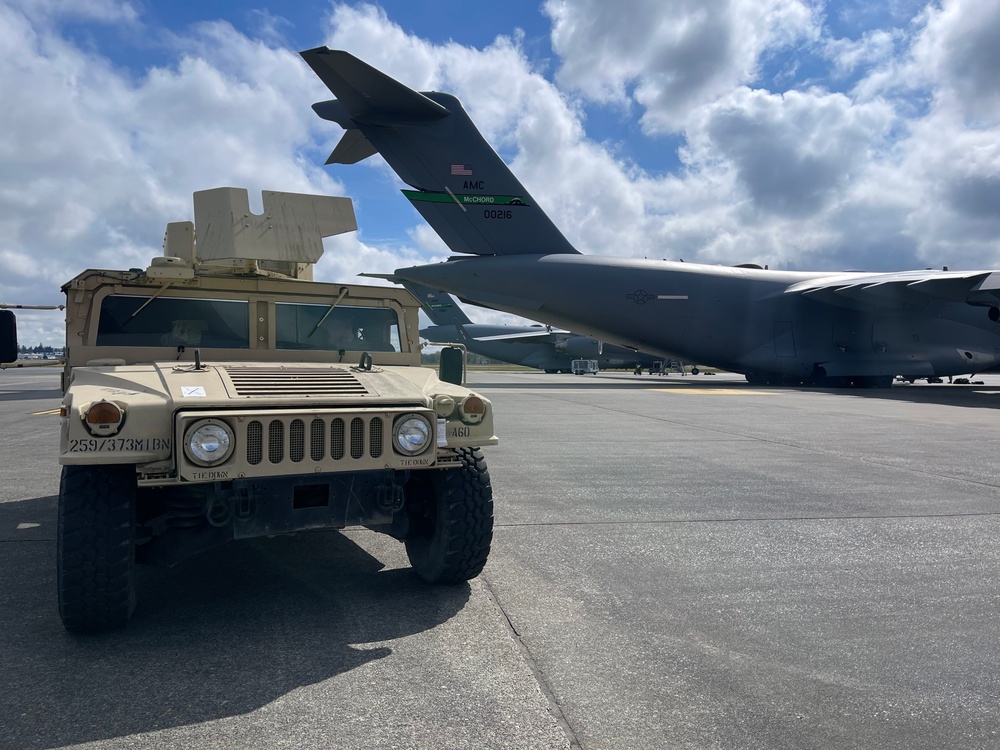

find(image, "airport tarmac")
[2,367,1000,749]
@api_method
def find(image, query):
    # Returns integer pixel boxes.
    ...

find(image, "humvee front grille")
[224,366,371,398]
[175,407,436,482]
[246,415,385,466]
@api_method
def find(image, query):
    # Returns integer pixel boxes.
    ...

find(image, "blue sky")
[2,0,999,345]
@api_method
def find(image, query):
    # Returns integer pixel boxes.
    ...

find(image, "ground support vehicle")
[0,188,498,632]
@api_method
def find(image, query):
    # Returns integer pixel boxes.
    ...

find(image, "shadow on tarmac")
[799,382,1000,410]
[0,388,62,402]
[0,496,469,749]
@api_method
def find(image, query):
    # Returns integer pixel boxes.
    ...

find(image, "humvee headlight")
[458,395,486,425]
[82,400,125,437]
[184,420,234,466]
[393,414,432,456]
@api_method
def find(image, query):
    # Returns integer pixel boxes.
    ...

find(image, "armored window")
[96,296,250,348]
[274,303,401,352]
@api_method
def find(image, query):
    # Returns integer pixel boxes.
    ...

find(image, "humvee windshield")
[275,302,400,352]
[97,296,250,348]
[95,294,401,352]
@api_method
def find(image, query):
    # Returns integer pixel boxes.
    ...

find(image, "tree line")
[18,344,62,354]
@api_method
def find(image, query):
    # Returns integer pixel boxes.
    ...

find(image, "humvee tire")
[404,447,493,584]
[57,464,137,632]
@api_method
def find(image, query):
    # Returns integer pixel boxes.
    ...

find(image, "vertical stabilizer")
[301,47,579,257]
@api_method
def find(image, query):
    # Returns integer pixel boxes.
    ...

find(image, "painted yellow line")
[649,388,777,395]
[33,408,61,415]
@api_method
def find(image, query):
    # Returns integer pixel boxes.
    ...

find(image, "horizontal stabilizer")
[358,272,399,282]
[301,47,449,124]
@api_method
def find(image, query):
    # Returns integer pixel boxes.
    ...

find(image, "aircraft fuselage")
[398,255,1000,382]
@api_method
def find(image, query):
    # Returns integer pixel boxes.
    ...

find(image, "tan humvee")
[0,188,497,633]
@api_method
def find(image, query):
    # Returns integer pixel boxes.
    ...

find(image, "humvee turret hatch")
[0,188,497,633]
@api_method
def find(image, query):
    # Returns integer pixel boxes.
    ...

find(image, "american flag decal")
[451,164,473,176]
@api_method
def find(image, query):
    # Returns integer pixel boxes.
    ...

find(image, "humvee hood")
[68,361,463,409]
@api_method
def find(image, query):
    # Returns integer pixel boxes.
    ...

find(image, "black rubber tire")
[404,447,493,584]
[57,464,137,633]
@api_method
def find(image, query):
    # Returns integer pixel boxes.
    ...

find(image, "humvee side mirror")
[0,310,17,364]
[439,346,465,385]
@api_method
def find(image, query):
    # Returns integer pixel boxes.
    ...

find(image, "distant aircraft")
[374,277,665,373]
[301,47,1000,388]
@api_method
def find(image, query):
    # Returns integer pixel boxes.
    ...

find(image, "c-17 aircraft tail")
[300,47,578,258]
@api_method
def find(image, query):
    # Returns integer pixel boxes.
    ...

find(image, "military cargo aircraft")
[301,47,1000,388]
[374,277,665,373]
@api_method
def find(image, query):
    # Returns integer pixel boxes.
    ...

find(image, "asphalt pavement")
[3,367,1000,749]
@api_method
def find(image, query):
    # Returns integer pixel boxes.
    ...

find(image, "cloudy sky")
[2,0,999,346]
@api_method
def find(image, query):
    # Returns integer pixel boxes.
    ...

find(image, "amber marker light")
[82,400,125,436]
[459,395,486,424]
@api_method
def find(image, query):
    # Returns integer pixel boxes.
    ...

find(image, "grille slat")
[331,418,345,460]
[268,420,284,464]
[310,418,325,461]
[247,421,263,465]
[370,420,383,459]
[350,418,364,460]
[290,419,305,462]
[224,366,371,398]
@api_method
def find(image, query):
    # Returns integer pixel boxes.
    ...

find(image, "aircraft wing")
[784,269,1000,310]
[471,329,569,342]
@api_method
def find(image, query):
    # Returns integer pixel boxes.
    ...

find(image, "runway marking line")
[33,408,61,415]
[649,388,777,395]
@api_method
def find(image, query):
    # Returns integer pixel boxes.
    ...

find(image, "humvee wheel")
[404,447,493,584]
[57,464,137,632]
